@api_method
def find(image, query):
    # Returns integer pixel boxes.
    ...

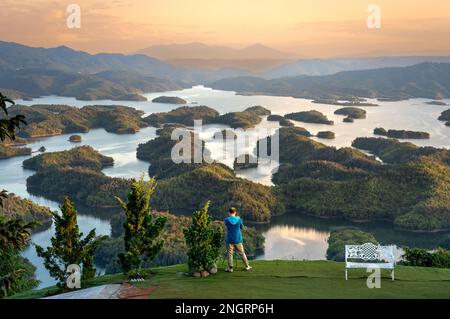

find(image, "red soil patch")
[116,282,156,299]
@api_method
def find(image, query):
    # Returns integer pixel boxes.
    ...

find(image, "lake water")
[2,85,449,288]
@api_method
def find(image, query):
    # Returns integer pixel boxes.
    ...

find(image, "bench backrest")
[345,243,396,265]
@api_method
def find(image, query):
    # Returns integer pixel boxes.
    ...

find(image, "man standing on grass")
[224,207,252,272]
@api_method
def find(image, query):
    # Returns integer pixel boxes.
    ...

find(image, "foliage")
[351,137,448,164]
[116,177,167,276]
[183,201,224,273]
[96,211,264,274]
[401,247,450,268]
[326,229,379,261]
[0,215,38,298]
[35,197,103,286]
[0,92,26,141]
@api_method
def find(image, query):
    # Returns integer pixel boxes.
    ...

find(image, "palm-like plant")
[0,215,36,298]
[0,92,26,141]
[0,216,36,252]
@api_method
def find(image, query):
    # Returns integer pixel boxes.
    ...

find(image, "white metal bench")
[345,243,396,280]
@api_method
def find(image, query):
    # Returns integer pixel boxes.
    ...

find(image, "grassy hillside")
[10,260,450,299]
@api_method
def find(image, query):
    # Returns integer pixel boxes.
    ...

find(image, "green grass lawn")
[11,260,450,299]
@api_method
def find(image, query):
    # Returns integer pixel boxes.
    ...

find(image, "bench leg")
[345,269,348,280]
[391,269,395,281]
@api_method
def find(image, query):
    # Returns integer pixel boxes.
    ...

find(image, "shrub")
[183,201,223,274]
[401,247,450,268]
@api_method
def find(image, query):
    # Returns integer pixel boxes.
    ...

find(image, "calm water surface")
[2,86,448,288]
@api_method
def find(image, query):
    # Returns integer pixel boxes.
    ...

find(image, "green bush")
[401,248,450,268]
[183,201,223,273]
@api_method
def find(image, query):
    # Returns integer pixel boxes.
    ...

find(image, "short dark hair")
[229,207,237,214]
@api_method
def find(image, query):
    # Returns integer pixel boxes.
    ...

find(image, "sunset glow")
[1,0,450,57]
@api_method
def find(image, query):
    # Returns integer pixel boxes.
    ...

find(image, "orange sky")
[1,0,450,57]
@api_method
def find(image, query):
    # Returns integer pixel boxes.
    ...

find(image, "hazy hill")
[211,62,450,99]
[136,42,292,60]
[264,56,450,78]
[0,68,183,100]
[0,41,195,82]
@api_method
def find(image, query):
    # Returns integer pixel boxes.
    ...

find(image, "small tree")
[116,177,167,278]
[35,197,102,287]
[184,201,223,274]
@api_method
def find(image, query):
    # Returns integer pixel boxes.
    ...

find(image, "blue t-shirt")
[225,215,244,244]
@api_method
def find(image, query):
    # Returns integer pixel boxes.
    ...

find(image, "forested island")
[313,99,378,107]
[373,128,431,139]
[0,193,52,229]
[144,105,271,129]
[334,107,367,119]
[8,104,148,138]
[284,110,333,125]
[152,96,187,104]
[266,127,450,231]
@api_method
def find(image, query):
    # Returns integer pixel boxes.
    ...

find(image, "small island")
[373,128,430,139]
[313,98,378,107]
[426,101,448,106]
[69,135,82,143]
[152,96,187,104]
[334,107,367,119]
[284,110,333,125]
[316,131,335,139]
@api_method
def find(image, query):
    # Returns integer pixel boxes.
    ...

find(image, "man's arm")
[240,218,244,230]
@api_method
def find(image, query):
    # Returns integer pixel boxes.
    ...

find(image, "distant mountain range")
[2,41,450,101]
[136,43,292,60]
[0,41,195,81]
[263,56,450,78]
[210,62,450,100]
